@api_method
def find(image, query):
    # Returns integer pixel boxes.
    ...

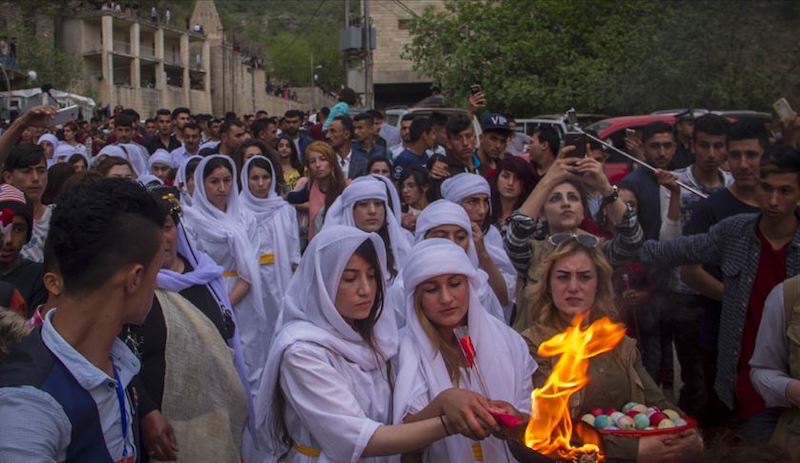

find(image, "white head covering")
[323,175,411,270]
[414,199,478,267]
[174,155,202,207]
[137,174,164,187]
[440,173,491,204]
[98,144,126,160]
[149,149,173,170]
[369,173,403,224]
[118,143,149,178]
[37,133,59,148]
[253,225,398,453]
[393,239,534,461]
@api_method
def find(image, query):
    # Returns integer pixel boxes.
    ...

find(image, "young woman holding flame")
[394,239,537,462]
[520,238,703,462]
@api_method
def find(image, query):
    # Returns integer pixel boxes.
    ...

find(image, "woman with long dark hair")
[490,156,537,237]
[277,135,304,191]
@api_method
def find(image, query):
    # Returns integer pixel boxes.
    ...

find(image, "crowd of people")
[0,86,798,463]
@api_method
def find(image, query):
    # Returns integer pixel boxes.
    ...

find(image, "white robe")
[251,226,399,463]
[393,240,537,462]
[181,155,267,403]
[239,156,301,340]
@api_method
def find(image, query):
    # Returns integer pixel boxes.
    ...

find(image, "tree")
[405,0,800,116]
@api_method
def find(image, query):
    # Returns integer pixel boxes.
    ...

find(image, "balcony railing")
[112,40,130,54]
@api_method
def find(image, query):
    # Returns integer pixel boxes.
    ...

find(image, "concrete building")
[348,0,445,108]
[60,9,212,118]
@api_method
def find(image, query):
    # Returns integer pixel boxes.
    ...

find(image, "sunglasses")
[547,233,600,249]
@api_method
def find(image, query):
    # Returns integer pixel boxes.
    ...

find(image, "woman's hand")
[142,410,178,461]
[487,400,528,441]
[471,222,486,253]
[401,212,417,231]
[434,388,499,440]
[638,430,703,462]
[572,157,611,194]
[621,289,649,307]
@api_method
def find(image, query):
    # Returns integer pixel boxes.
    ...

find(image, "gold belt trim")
[471,442,483,461]
[259,253,276,265]
[222,270,238,278]
[293,443,321,457]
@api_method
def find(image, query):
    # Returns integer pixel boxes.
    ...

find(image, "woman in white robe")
[323,175,411,281]
[239,155,301,341]
[389,200,506,326]
[251,226,489,463]
[393,239,536,462]
[180,155,267,401]
[175,155,202,207]
[441,173,517,322]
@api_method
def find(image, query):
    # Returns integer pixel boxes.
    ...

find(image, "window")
[398,19,412,30]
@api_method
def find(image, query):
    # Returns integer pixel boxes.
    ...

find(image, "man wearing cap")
[476,113,513,180]
[0,183,46,316]
[672,110,696,170]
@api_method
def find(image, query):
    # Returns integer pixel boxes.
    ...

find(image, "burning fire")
[525,315,626,462]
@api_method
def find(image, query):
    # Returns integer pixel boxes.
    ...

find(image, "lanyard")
[112,366,130,457]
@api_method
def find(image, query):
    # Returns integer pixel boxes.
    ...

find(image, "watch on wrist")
[601,185,619,206]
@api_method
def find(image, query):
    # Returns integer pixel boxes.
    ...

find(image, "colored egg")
[645,426,654,430]
[626,410,640,418]
[610,412,625,422]
[604,408,617,416]
[622,402,640,413]
[594,415,613,429]
[663,409,680,421]
[649,412,668,426]
[674,418,688,427]
[658,419,676,429]
[591,407,604,417]
[605,425,619,430]
[616,415,635,430]
[634,413,650,430]
[581,414,595,426]
[630,404,648,414]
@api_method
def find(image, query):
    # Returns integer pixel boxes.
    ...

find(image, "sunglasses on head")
[547,233,600,249]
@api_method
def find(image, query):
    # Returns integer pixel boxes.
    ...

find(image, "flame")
[524,315,626,461]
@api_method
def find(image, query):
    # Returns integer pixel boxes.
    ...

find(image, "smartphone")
[625,128,636,138]
[50,105,80,126]
[563,133,587,158]
[469,84,482,96]
[774,97,796,123]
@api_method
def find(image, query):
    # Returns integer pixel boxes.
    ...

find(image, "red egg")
[626,410,640,418]
[604,408,617,416]
[591,407,604,417]
[649,412,668,426]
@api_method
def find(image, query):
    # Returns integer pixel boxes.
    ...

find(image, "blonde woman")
[520,237,702,462]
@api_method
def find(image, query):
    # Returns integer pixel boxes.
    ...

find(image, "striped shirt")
[640,213,800,409]
[503,204,644,276]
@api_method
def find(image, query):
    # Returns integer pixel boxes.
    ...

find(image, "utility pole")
[362,0,373,108]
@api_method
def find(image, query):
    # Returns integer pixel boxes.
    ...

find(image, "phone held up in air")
[470,84,482,96]
[563,132,587,158]
[774,97,796,123]
[49,105,80,126]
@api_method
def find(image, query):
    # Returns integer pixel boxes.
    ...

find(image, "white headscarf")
[149,149,173,171]
[323,175,411,270]
[414,199,479,266]
[370,173,403,224]
[137,174,164,187]
[52,143,90,167]
[118,143,149,178]
[239,155,297,299]
[175,155,202,206]
[253,225,398,453]
[393,239,535,462]
[37,133,59,149]
[440,173,491,204]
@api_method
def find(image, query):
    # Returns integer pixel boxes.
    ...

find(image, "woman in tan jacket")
[520,237,702,462]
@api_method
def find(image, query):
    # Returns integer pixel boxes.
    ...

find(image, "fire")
[524,315,626,462]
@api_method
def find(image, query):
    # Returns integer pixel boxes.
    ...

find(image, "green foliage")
[0,22,81,90]
[405,0,800,116]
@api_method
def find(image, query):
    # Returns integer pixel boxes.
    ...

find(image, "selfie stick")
[563,109,708,199]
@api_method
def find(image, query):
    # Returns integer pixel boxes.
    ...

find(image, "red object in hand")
[649,412,668,426]
[591,407,604,417]
[491,411,523,428]
[458,335,477,368]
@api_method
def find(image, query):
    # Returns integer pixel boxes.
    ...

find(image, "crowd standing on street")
[0,86,799,463]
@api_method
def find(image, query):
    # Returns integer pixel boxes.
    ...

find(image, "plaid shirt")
[641,212,800,409]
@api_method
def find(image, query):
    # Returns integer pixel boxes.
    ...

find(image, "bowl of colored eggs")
[579,402,697,437]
